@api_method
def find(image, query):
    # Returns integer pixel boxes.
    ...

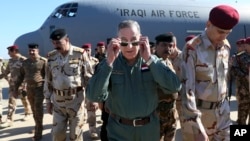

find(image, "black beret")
[149,42,155,48]
[50,28,67,40]
[209,5,239,30]
[155,33,174,42]
[28,43,39,49]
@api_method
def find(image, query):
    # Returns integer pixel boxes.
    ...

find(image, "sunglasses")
[120,41,140,47]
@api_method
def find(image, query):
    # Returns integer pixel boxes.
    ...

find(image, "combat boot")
[89,126,99,140]
[0,119,13,128]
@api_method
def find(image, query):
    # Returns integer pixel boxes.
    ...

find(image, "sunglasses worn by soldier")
[120,41,140,47]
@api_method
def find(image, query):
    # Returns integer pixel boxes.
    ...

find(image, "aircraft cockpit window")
[51,3,78,19]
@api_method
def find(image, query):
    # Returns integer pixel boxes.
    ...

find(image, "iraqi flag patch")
[141,64,149,72]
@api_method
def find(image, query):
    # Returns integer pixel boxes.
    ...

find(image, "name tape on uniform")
[230,125,250,140]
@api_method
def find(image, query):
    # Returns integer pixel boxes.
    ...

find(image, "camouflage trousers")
[156,100,177,141]
[6,86,32,120]
[176,99,184,139]
[236,85,250,125]
[51,90,85,141]
[182,99,231,141]
[27,85,44,138]
[85,98,97,133]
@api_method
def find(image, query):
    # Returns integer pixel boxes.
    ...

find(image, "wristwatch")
[145,56,153,66]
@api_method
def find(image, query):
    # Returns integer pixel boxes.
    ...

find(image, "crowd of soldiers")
[0,4,248,141]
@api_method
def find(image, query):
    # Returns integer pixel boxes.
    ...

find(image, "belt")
[110,113,150,127]
[53,87,83,96]
[196,99,224,110]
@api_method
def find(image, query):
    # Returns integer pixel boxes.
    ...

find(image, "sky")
[0,0,70,59]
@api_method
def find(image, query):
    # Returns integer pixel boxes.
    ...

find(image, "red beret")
[97,41,105,46]
[82,43,92,49]
[7,45,18,50]
[236,39,245,45]
[209,5,239,30]
[185,35,195,42]
[245,37,250,44]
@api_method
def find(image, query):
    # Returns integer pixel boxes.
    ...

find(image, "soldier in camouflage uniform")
[94,41,106,62]
[0,45,32,128]
[15,43,47,140]
[181,5,239,141]
[231,37,250,125]
[154,33,179,141]
[82,43,100,140]
[44,29,91,141]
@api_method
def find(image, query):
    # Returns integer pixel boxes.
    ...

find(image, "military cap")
[245,37,250,44]
[50,28,67,40]
[97,41,105,46]
[209,5,239,30]
[155,33,174,42]
[185,35,195,42]
[82,43,92,49]
[28,43,39,49]
[7,45,18,50]
[236,39,245,45]
[149,42,155,48]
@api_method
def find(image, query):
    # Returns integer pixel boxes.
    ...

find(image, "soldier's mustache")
[55,47,61,50]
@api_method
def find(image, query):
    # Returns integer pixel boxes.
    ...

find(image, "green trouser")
[107,112,160,141]
[27,85,44,138]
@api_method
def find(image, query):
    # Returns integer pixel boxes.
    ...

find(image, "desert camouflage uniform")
[156,58,178,141]
[230,51,250,125]
[16,56,47,139]
[0,54,32,122]
[84,56,99,139]
[169,49,185,138]
[44,45,91,141]
[181,32,231,141]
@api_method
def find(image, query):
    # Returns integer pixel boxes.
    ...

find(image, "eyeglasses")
[120,41,140,47]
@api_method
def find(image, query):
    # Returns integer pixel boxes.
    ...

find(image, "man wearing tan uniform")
[44,29,91,141]
[0,45,32,128]
[16,43,47,140]
[82,43,100,140]
[181,5,239,141]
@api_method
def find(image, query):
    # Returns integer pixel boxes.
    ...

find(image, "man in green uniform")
[16,43,47,140]
[86,20,181,141]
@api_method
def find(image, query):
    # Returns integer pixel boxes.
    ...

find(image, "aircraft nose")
[14,31,44,57]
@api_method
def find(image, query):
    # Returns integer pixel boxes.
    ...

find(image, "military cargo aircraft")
[14,0,250,57]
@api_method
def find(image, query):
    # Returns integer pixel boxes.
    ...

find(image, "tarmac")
[0,79,238,141]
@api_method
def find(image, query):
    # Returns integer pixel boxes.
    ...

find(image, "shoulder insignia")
[40,56,47,61]
[186,36,201,50]
[47,50,57,58]
[73,47,84,53]
[19,55,27,61]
